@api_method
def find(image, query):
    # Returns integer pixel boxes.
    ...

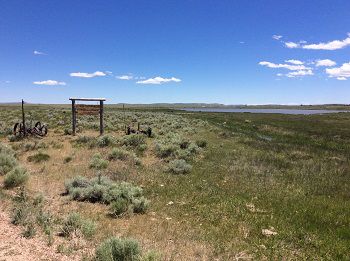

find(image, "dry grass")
[0,106,349,260]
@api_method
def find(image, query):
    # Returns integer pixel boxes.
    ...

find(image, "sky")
[1,0,350,104]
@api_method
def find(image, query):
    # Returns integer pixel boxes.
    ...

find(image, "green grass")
[0,105,349,259]
[145,111,350,259]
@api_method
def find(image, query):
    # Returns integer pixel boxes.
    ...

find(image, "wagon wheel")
[40,125,48,136]
[13,123,25,137]
[34,121,42,128]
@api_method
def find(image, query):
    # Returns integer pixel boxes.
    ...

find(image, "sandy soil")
[0,209,79,261]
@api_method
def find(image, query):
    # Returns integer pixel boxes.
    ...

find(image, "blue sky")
[1,0,350,104]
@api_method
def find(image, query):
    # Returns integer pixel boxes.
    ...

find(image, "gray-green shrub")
[121,134,145,147]
[90,153,109,170]
[4,167,29,188]
[0,151,17,175]
[96,135,115,147]
[108,148,130,161]
[65,176,148,216]
[27,152,50,163]
[95,237,141,261]
[167,159,192,174]
[60,212,96,239]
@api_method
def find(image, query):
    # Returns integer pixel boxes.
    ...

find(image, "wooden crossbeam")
[71,98,105,135]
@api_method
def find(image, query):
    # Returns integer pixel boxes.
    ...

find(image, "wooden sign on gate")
[75,104,100,115]
[69,97,106,135]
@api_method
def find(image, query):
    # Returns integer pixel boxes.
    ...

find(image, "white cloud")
[285,42,300,48]
[272,35,282,40]
[286,69,313,78]
[337,77,347,81]
[284,34,350,50]
[136,76,181,85]
[302,34,350,50]
[315,59,336,67]
[285,59,304,65]
[325,62,350,80]
[259,61,310,71]
[70,71,106,78]
[5,80,11,84]
[33,50,46,55]
[260,61,313,78]
[33,80,66,86]
[117,75,133,80]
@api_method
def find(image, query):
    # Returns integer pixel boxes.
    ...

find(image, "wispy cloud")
[325,62,350,80]
[285,59,304,65]
[284,34,350,50]
[33,80,66,86]
[259,61,310,71]
[70,71,106,78]
[272,35,283,40]
[259,60,313,78]
[285,42,300,48]
[315,59,336,67]
[286,69,313,78]
[303,34,350,50]
[136,76,181,85]
[33,50,46,55]
[116,75,133,80]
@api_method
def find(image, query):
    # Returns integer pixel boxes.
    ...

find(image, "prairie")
[0,104,349,260]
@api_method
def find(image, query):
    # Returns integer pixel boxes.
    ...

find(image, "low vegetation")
[4,167,29,188]
[27,151,50,163]
[60,212,96,239]
[1,104,349,259]
[65,176,149,216]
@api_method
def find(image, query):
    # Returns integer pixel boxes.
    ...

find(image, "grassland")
[0,104,349,260]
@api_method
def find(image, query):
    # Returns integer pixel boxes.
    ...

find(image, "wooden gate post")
[21,99,26,137]
[99,100,104,135]
[71,99,76,135]
[69,97,105,136]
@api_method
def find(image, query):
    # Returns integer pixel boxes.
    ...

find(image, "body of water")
[182,108,349,115]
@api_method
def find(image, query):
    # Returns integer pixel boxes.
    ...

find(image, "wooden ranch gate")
[69,97,106,136]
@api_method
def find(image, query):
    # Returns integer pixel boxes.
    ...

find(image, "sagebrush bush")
[0,151,17,175]
[196,139,207,148]
[11,189,54,243]
[0,143,16,155]
[75,135,94,145]
[95,237,141,261]
[132,197,149,214]
[90,153,109,170]
[27,152,50,163]
[110,198,129,216]
[4,167,29,188]
[8,135,21,142]
[121,134,145,147]
[60,212,96,238]
[60,212,81,237]
[154,143,177,158]
[108,148,130,161]
[65,176,148,216]
[167,159,192,174]
[96,135,115,147]
[187,143,200,154]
